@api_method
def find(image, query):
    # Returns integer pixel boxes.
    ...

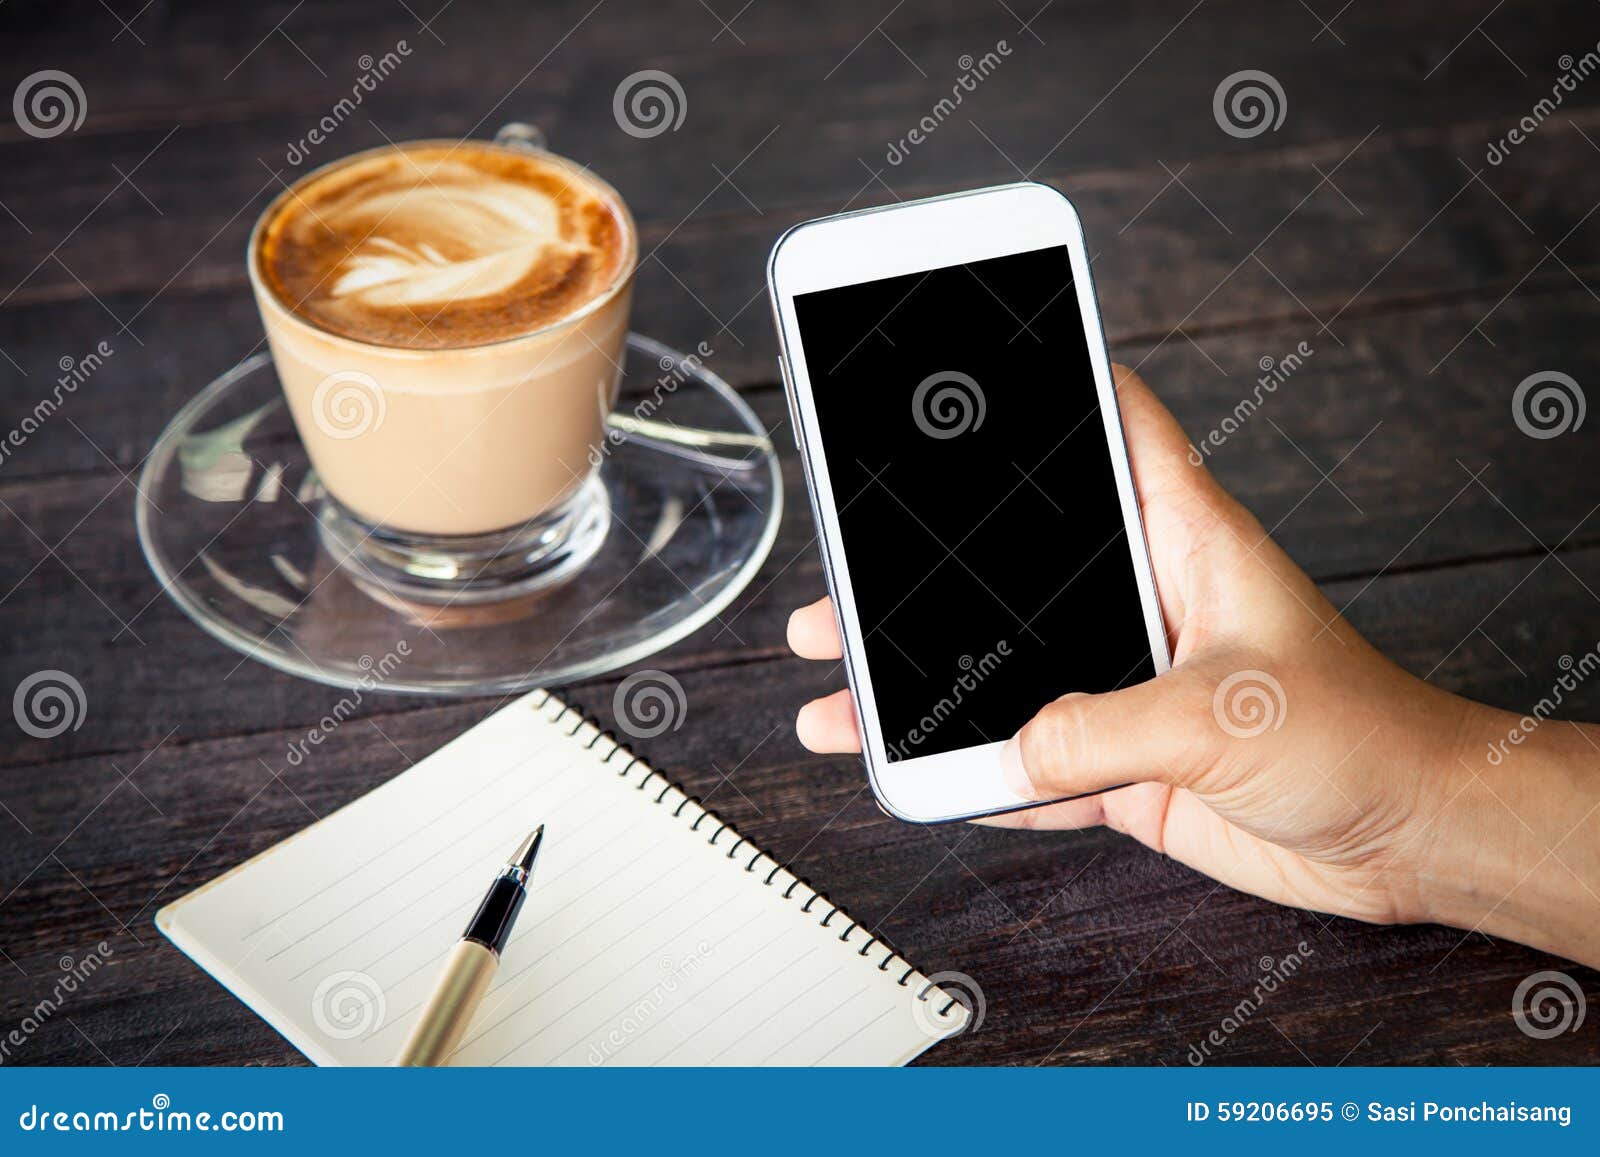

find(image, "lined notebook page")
[157,690,967,1066]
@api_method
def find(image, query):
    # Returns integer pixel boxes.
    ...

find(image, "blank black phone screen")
[792,245,1158,762]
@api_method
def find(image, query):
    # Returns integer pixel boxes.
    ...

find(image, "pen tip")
[510,825,544,874]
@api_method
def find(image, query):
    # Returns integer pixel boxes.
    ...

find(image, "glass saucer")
[135,335,782,696]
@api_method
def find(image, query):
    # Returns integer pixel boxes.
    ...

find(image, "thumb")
[1002,672,1219,801]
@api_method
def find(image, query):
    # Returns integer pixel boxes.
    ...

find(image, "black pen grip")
[462,875,526,954]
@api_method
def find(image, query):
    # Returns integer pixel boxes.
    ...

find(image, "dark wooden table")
[3,0,1599,1067]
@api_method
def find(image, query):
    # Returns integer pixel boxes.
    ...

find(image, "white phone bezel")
[767,182,1170,824]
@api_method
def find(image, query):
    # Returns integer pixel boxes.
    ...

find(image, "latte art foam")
[257,143,632,349]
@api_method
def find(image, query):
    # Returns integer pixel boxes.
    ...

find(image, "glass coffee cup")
[246,126,637,604]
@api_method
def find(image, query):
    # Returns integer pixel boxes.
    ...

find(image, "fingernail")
[1000,733,1032,798]
[794,703,819,752]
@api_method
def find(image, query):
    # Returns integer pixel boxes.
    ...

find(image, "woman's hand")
[787,365,1600,966]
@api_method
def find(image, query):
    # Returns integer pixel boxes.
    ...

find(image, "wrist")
[1372,693,1486,928]
[1410,698,1600,966]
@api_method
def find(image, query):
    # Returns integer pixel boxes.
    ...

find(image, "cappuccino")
[248,139,636,539]
[256,144,630,349]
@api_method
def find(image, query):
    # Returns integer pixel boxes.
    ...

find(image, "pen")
[394,824,544,1066]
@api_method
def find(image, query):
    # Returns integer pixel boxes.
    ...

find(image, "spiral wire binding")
[531,689,951,1003]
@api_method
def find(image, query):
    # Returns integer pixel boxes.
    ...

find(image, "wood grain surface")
[1,0,1598,1067]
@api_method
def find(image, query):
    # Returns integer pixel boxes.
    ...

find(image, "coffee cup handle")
[494,123,548,152]
[488,120,765,475]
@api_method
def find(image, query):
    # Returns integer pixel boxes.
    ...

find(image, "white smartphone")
[767,182,1170,824]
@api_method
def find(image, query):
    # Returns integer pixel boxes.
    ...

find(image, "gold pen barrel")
[394,939,498,1066]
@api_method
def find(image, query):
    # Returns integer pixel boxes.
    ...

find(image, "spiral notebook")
[157,690,968,1065]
